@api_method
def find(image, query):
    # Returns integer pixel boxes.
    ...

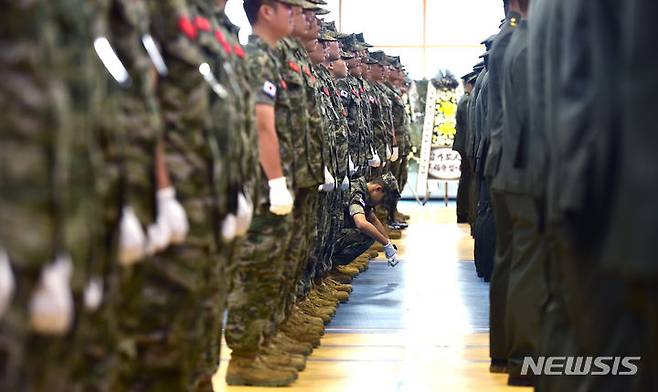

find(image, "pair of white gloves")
[119,187,189,266]
[368,146,400,168]
[318,167,350,193]
[0,249,101,334]
[383,241,400,267]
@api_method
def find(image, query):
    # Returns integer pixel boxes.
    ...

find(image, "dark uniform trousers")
[332,229,375,267]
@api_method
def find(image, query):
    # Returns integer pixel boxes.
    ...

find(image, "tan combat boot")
[280,320,323,347]
[226,354,298,387]
[290,305,325,331]
[389,229,402,240]
[260,343,307,371]
[336,264,360,277]
[328,270,353,284]
[272,331,313,356]
[326,278,353,293]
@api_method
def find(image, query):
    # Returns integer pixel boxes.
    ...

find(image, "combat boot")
[328,270,353,284]
[298,299,334,323]
[313,289,340,306]
[309,290,338,308]
[372,243,385,252]
[389,229,402,240]
[280,321,323,347]
[260,343,307,371]
[317,282,349,303]
[226,355,298,387]
[336,264,360,277]
[272,332,313,356]
[290,305,325,330]
[326,278,353,293]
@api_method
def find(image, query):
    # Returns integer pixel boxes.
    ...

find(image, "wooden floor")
[213,202,530,391]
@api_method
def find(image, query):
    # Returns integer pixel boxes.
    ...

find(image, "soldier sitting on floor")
[332,173,401,269]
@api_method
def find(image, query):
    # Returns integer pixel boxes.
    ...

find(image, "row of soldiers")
[0,0,412,390]
[454,0,657,390]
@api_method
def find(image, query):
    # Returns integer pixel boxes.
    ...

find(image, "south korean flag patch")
[340,90,349,100]
[263,81,277,98]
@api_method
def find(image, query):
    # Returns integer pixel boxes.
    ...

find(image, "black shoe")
[489,360,508,374]
[507,375,533,387]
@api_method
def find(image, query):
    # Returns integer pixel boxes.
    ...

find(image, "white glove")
[383,241,398,259]
[268,177,294,215]
[119,206,147,266]
[84,277,103,312]
[29,255,74,335]
[146,219,170,255]
[318,167,336,192]
[386,145,392,160]
[156,187,189,244]
[222,213,237,242]
[235,192,254,237]
[368,147,381,168]
[340,175,350,191]
[348,156,357,176]
[387,254,400,268]
[0,249,15,318]
[390,146,399,162]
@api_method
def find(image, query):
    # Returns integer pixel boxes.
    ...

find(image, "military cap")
[340,50,355,60]
[301,1,318,10]
[339,34,366,52]
[273,0,309,6]
[355,33,373,48]
[461,71,476,81]
[369,51,389,66]
[387,55,402,69]
[313,7,330,15]
[306,0,327,4]
[318,30,337,42]
[362,55,379,65]
[380,173,401,211]
[473,61,485,72]
[480,34,497,50]
[467,74,479,85]
[478,51,490,60]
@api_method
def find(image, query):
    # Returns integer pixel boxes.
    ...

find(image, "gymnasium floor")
[213,201,529,391]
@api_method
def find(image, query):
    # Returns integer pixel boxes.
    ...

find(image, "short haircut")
[244,0,275,25]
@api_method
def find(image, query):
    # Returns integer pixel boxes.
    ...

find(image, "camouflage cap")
[340,50,355,60]
[318,30,337,42]
[380,173,401,211]
[275,0,309,7]
[313,7,330,15]
[362,54,379,65]
[369,51,389,66]
[306,0,327,4]
[355,33,373,48]
[387,55,402,69]
[339,34,367,52]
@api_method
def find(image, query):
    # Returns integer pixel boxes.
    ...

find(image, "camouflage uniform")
[268,37,322,340]
[113,1,226,390]
[332,174,400,266]
[385,81,411,212]
[225,34,294,358]
[337,75,369,178]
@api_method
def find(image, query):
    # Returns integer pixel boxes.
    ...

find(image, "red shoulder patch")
[234,44,245,58]
[214,30,232,54]
[280,79,288,90]
[178,16,198,40]
[323,87,330,96]
[303,66,312,77]
[193,16,211,32]
[288,61,301,73]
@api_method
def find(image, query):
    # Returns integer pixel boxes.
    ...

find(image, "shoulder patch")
[340,90,349,99]
[263,81,277,98]
[288,61,301,73]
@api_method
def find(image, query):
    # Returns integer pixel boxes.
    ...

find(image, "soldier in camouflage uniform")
[337,34,370,179]
[332,173,401,268]
[224,0,303,386]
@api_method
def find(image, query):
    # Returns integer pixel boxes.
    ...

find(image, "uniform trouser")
[547,222,641,391]
[457,159,472,222]
[114,242,220,392]
[504,193,549,378]
[628,281,658,392]
[398,154,409,193]
[269,188,316,337]
[332,228,375,267]
[489,190,512,363]
[473,178,495,280]
[225,205,293,357]
[304,191,332,288]
[468,163,480,235]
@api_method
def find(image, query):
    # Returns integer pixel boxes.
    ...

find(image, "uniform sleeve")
[348,191,367,217]
[246,49,277,106]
